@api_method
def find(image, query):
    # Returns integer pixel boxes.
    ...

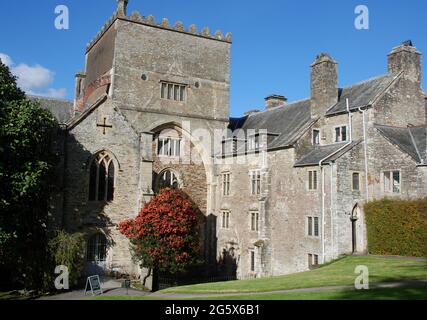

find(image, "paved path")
[38,278,150,300]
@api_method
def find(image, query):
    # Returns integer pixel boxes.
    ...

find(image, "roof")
[375,124,426,163]
[325,74,399,116]
[294,141,361,167]
[29,95,74,124]
[229,99,315,150]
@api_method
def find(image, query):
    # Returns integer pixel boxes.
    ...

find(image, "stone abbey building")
[34,1,427,285]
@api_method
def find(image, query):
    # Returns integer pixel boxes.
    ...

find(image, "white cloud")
[0,52,67,99]
[13,64,54,92]
[0,53,13,67]
[29,88,67,99]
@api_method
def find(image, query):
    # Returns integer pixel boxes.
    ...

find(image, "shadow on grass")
[331,285,427,300]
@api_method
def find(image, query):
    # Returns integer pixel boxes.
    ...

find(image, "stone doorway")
[351,204,363,254]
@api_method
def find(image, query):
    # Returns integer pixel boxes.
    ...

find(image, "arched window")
[86,233,107,262]
[155,169,180,193]
[89,152,115,201]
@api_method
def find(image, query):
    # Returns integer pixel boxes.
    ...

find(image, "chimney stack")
[117,0,129,17]
[310,53,338,118]
[388,40,422,85]
[265,94,287,110]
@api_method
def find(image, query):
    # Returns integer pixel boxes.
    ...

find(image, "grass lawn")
[158,256,427,294]
[95,286,427,300]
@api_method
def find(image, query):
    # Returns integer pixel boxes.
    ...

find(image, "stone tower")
[66,0,232,283]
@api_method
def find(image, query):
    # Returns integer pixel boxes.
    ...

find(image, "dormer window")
[248,134,260,151]
[334,126,348,143]
[161,81,186,102]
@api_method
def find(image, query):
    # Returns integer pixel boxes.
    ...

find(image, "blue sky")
[0,0,426,117]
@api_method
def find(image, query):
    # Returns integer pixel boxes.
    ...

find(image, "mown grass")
[157,256,427,294]
[95,286,427,301]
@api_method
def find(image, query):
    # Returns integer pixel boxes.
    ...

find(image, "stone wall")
[64,98,141,276]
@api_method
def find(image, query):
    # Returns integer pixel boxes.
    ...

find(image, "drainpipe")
[358,107,369,201]
[319,99,353,263]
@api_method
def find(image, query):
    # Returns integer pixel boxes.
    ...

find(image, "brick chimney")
[388,40,422,85]
[310,53,338,118]
[265,94,287,110]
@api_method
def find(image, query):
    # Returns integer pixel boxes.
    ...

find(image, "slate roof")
[29,95,74,124]
[294,141,362,167]
[375,124,427,163]
[229,99,315,150]
[325,74,399,116]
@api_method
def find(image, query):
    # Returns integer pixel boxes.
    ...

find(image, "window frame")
[86,233,108,263]
[333,125,349,143]
[352,172,361,192]
[89,152,115,202]
[221,210,231,229]
[222,172,231,196]
[307,216,320,238]
[250,249,256,273]
[157,136,181,158]
[382,170,401,194]
[250,170,261,195]
[160,81,187,102]
[312,129,321,145]
[250,211,260,232]
[308,253,319,268]
[308,170,318,191]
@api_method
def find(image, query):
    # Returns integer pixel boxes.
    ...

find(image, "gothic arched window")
[89,152,115,202]
[86,233,107,262]
[155,169,180,193]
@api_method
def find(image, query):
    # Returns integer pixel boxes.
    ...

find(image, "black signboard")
[85,275,103,296]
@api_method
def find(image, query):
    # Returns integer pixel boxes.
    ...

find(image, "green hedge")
[365,198,427,258]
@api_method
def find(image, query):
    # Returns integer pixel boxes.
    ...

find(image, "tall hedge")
[365,198,427,257]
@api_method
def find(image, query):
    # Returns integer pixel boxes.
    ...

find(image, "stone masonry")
[37,1,426,287]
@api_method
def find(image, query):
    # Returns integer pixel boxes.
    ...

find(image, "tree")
[119,188,201,286]
[0,60,58,290]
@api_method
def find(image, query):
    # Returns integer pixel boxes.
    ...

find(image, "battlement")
[86,2,232,53]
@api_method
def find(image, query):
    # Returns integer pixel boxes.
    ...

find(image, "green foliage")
[0,60,59,290]
[365,198,427,257]
[49,231,86,288]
